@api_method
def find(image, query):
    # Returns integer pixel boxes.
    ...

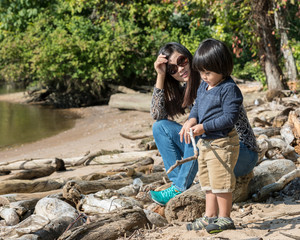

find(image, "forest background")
[0,0,299,108]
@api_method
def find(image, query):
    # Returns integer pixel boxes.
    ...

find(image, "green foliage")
[233,61,266,86]
[0,0,299,106]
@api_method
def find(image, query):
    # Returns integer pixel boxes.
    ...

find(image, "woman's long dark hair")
[158,42,200,118]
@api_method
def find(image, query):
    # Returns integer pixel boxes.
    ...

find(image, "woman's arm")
[150,54,168,120]
[150,87,168,120]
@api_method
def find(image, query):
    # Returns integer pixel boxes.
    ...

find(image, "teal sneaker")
[205,217,235,234]
[149,185,182,206]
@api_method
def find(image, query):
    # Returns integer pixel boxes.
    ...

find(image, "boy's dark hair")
[158,42,200,118]
[192,38,233,77]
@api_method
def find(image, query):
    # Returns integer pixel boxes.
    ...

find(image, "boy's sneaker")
[205,217,236,234]
[186,216,218,231]
[149,185,181,206]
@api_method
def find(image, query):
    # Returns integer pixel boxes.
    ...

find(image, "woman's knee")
[153,119,180,137]
[152,120,167,137]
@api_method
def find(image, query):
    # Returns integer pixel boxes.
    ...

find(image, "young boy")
[182,38,243,233]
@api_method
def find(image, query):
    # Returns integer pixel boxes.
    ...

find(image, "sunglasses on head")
[167,55,189,75]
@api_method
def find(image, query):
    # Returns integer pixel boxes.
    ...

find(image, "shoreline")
[0,92,154,163]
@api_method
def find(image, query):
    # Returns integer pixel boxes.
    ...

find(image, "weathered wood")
[0,179,66,195]
[0,189,62,204]
[0,207,19,226]
[7,167,56,180]
[0,214,49,239]
[33,216,79,240]
[10,198,40,217]
[248,159,296,196]
[165,184,205,223]
[108,93,152,112]
[108,84,138,94]
[63,172,168,205]
[120,132,153,140]
[280,122,295,145]
[288,110,300,138]
[73,150,124,166]
[79,195,143,215]
[90,150,157,165]
[253,117,272,127]
[0,151,157,173]
[252,168,300,201]
[58,208,149,240]
[0,157,76,172]
[253,127,281,137]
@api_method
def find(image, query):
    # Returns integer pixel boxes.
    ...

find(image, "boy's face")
[199,70,223,88]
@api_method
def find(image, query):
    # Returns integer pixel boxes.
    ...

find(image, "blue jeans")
[153,119,258,192]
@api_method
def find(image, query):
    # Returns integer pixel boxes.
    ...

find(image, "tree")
[251,0,284,90]
[273,1,298,81]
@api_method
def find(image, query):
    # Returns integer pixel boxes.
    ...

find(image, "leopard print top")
[150,87,258,152]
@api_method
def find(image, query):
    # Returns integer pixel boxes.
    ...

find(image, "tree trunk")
[273,2,298,81]
[251,0,284,90]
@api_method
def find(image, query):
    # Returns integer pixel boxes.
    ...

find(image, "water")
[0,84,77,149]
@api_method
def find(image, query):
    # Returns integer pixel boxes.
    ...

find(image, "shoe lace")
[215,218,232,227]
[161,186,177,199]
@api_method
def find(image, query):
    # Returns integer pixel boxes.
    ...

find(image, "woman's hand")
[154,54,168,75]
[179,118,197,144]
[154,54,168,89]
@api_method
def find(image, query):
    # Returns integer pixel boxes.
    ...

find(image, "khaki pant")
[197,129,239,193]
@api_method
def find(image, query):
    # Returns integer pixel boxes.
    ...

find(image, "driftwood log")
[0,189,62,204]
[165,184,205,223]
[7,167,58,180]
[0,158,66,172]
[58,208,150,240]
[108,93,152,112]
[0,150,157,172]
[252,168,300,201]
[63,171,168,206]
[0,179,65,195]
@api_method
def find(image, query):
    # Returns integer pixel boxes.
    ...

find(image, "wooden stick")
[166,129,198,174]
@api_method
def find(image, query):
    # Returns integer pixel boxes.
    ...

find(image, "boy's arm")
[203,85,243,132]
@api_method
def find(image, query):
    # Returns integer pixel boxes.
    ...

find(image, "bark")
[58,208,149,240]
[251,0,284,90]
[273,2,298,81]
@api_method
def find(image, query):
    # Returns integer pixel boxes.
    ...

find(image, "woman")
[149,42,258,206]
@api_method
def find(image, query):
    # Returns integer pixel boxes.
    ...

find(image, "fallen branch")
[252,168,300,201]
[167,129,198,174]
[120,132,152,140]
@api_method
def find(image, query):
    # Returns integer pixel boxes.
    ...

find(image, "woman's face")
[168,51,191,82]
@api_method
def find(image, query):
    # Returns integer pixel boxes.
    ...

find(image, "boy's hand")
[191,124,205,136]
